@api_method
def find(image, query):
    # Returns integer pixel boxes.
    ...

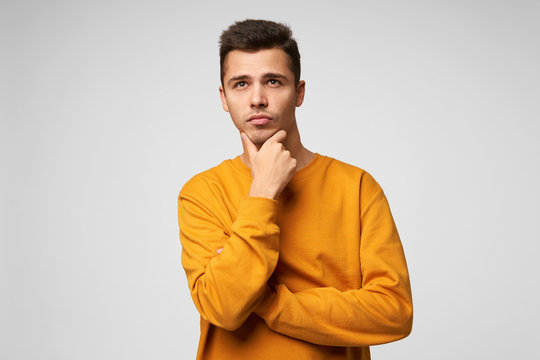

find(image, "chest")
[271,182,363,291]
[218,173,364,291]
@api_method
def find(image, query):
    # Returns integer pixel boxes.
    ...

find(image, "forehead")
[223,48,293,80]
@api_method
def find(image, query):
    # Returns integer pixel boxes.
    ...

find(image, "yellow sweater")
[178,154,412,359]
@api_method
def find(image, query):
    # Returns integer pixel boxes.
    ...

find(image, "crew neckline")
[229,153,325,183]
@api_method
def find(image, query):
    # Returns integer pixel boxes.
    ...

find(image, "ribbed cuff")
[237,197,280,226]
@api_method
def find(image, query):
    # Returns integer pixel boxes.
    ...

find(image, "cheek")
[228,96,246,112]
[226,100,246,126]
[277,94,298,113]
[224,98,240,115]
[229,106,244,121]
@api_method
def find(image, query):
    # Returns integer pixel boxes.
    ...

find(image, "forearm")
[255,179,413,346]
[180,196,280,330]
[255,281,412,347]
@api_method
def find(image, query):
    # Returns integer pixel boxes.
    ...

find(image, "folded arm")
[179,188,280,331]
[255,186,413,346]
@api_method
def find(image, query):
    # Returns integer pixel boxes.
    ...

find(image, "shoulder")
[179,159,235,200]
[321,155,381,190]
[318,155,385,207]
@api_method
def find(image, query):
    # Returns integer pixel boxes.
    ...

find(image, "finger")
[268,129,287,144]
[240,132,258,159]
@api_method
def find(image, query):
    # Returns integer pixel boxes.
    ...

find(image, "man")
[178,19,412,359]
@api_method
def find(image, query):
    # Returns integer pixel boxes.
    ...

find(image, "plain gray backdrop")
[2,0,539,359]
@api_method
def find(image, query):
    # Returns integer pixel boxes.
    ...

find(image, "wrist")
[249,182,279,200]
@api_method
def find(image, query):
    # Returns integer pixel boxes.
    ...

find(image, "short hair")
[219,19,301,86]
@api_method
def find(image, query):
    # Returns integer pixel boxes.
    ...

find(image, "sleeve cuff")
[237,197,280,226]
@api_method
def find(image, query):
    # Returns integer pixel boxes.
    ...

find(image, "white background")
[2,0,539,359]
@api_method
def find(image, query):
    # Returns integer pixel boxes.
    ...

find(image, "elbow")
[191,280,266,331]
[390,300,413,340]
[397,305,413,339]
[215,312,246,331]
[195,299,251,331]
[383,284,413,341]
[374,292,413,343]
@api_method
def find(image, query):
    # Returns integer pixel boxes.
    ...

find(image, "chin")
[248,128,278,146]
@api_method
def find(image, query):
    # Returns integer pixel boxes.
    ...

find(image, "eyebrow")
[262,73,287,80]
[227,72,288,86]
[227,74,250,86]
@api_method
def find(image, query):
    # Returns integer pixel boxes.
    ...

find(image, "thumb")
[240,132,258,160]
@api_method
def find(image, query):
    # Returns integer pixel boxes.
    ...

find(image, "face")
[219,48,305,147]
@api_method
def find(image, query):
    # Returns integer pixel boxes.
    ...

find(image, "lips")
[248,114,272,125]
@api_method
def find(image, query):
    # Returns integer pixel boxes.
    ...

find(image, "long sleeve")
[179,178,281,331]
[254,182,413,346]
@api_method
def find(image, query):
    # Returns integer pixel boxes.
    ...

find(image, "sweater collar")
[229,153,325,183]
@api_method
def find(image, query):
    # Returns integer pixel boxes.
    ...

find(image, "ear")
[219,86,229,112]
[295,80,306,107]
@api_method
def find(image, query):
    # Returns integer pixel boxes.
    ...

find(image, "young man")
[178,19,412,359]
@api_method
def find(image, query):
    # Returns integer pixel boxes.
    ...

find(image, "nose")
[250,84,268,108]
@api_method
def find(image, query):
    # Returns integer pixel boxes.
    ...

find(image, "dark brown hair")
[219,19,301,86]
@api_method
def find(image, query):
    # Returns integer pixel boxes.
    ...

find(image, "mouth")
[248,114,272,125]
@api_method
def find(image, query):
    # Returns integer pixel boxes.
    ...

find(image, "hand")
[241,130,297,200]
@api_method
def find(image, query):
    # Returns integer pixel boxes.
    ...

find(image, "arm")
[179,190,280,331]
[255,180,413,346]
[179,130,296,331]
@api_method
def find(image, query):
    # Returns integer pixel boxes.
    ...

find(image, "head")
[218,20,305,148]
[219,19,301,88]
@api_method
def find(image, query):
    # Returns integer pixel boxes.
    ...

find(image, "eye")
[235,81,247,88]
[267,79,281,86]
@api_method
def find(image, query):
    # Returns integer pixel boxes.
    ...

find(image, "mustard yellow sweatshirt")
[178,154,412,359]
